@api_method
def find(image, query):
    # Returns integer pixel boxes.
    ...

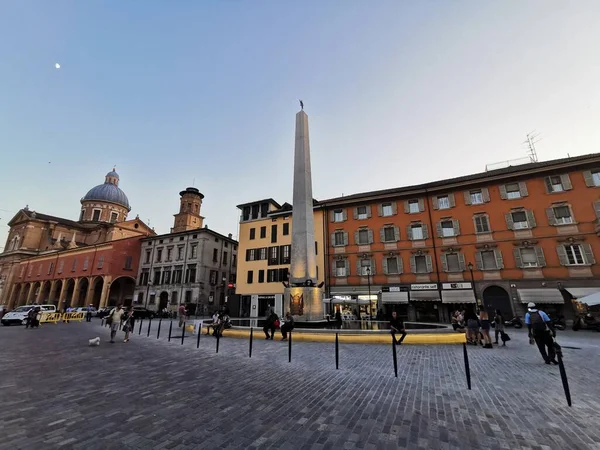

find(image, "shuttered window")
[474,215,490,233]
[414,255,427,273]
[334,232,345,246]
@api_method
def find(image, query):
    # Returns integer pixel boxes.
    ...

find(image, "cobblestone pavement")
[1,320,600,450]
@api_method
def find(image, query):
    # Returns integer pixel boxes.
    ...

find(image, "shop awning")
[381,291,409,304]
[441,290,476,304]
[410,291,440,302]
[564,288,600,299]
[517,289,564,304]
[322,298,370,305]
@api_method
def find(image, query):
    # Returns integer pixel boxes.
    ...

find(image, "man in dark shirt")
[390,311,407,345]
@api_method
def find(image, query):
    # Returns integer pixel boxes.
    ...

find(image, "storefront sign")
[258,295,275,300]
[442,282,472,290]
[410,284,438,291]
[382,286,409,292]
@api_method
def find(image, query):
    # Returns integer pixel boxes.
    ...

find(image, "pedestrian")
[263,307,279,340]
[464,308,480,345]
[389,311,407,345]
[25,307,35,329]
[122,309,135,343]
[525,302,557,365]
[108,304,125,344]
[335,307,343,330]
[178,303,187,328]
[493,309,506,345]
[86,304,93,322]
[280,312,294,341]
[479,310,493,349]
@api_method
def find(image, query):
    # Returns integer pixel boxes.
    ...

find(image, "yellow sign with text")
[40,312,62,323]
[62,312,85,322]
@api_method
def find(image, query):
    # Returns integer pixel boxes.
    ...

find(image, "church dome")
[82,169,131,210]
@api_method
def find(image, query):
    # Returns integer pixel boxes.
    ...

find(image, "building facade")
[235,199,326,317]
[320,153,600,322]
[0,169,154,308]
[132,188,238,315]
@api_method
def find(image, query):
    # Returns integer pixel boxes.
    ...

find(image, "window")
[408,200,420,214]
[386,257,399,274]
[414,255,427,273]
[356,206,368,220]
[246,249,256,261]
[383,227,396,242]
[162,268,171,284]
[511,211,529,229]
[281,245,291,264]
[167,248,172,261]
[586,170,600,187]
[481,251,498,270]
[191,245,197,259]
[474,215,490,233]
[154,270,161,284]
[82,257,89,271]
[249,228,256,240]
[357,229,370,245]
[171,291,178,305]
[505,183,522,199]
[156,249,163,262]
[520,248,538,268]
[564,245,585,265]
[57,261,64,274]
[258,248,267,260]
[48,262,54,275]
[37,264,42,276]
[268,246,279,265]
[247,271,254,284]
[110,212,118,223]
[437,196,450,209]
[271,225,277,243]
[546,175,570,193]
[315,241,318,255]
[92,209,101,221]
[333,210,345,222]
[140,270,149,285]
[177,247,183,260]
[71,259,77,272]
[124,256,132,270]
[446,254,461,272]
[333,231,346,247]
[213,249,218,262]
[552,206,573,225]
[186,265,197,283]
[97,256,104,269]
[174,266,183,283]
[242,206,250,221]
[381,203,393,217]
[210,270,218,285]
[411,224,424,240]
[258,270,265,283]
[28,265,32,277]
[335,260,347,277]
[267,269,278,283]
[145,250,151,264]
[469,190,483,204]
[359,259,372,276]
[283,223,289,236]
[260,227,266,239]
[441,220,454,237]
[79,210,85,221]
[223,251,228,266]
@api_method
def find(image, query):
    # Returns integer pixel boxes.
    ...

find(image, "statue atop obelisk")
[284,102,323,321]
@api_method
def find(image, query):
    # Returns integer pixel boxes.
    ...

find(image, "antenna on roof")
[523,131,541,163]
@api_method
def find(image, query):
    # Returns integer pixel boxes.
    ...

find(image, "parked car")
[73,307,98,316]
[130,306,156,319]
[1,304,56,326]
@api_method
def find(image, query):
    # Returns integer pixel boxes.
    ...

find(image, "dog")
[88,337,100,346]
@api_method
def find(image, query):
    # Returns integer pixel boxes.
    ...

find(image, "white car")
[73,307,97,316]
[1,304,56,326]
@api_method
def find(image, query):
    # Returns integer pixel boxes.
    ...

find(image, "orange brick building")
[320,154,600,322]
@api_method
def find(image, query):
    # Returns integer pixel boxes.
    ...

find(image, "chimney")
[228,233,232,239]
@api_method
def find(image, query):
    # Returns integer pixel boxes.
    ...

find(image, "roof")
[319,153,600,205]
[142,226,238,244]
[236,198,281,209]
[82,183,130,210]
[9,209,87,229]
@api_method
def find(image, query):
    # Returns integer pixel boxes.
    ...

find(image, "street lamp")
[467,262,480,308]
[366,266,372,320]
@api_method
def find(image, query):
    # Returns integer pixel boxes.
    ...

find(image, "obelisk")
[284,103,323,321]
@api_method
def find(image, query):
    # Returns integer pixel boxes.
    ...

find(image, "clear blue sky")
[1,1,600,249]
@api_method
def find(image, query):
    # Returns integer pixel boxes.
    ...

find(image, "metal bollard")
[288,331,292,363]
[157,318,162,339]
[335,333,339,370]
[216,332,220,353]
[249,327,253,358]
[392,335,398,378]
[138,318,143,335]
[181,321,185,345]
[168,321,173,342]
[463,343,472,390]
[196,324,201,348]
[555,344,572,406]
[147,318,151,337]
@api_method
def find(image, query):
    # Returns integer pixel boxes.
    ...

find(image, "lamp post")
[144,279,153,309]
[467,262,480,308]
[366,266,372,320]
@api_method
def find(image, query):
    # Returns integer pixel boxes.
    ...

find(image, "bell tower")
[171,187,204,233]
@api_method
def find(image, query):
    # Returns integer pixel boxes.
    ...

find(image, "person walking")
[122,309,135,343]
[178,303,187,328]
[464,308,480,345]
[493,309,506,345]
[334,307,343,330]
[263,307,279,340]
[479,310,493,348]
[86,304,93,322]
[280,312,294,341]
[389,311,407,345]
[525,302,557,365]
[108,304,125,344]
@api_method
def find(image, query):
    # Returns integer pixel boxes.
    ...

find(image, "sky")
[1,1,600,249]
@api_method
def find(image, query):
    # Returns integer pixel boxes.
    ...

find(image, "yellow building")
[236,199,325,317]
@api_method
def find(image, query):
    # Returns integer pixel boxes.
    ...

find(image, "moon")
[55,63,60,69]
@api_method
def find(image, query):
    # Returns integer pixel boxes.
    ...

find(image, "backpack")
[529,311,547,332]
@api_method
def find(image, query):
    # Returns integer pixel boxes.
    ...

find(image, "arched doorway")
[30,282,41,304]
[50,280,63,307]
[10,284,22,309]
[19,283,30,306]
[91,277,104,309]
[64,279,76,309]
[40,281,51,304]
[76,278,90,308]
[482,286,513,318]
[108,277,135,307]
[159,291,169,311]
